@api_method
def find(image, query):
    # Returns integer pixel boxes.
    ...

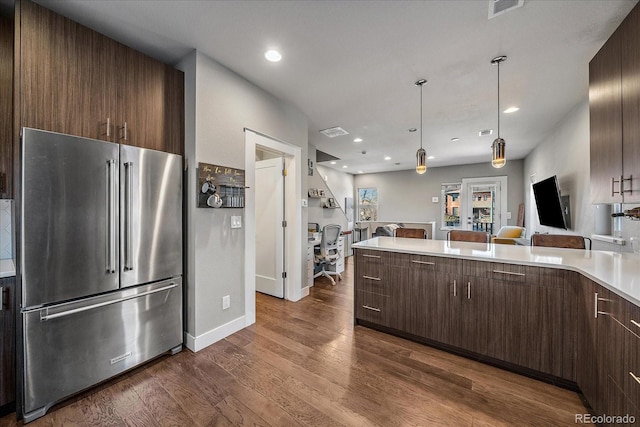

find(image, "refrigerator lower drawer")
[22,278,182,420]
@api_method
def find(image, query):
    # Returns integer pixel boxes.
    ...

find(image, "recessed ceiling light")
[427,155,435,160]
[264,50,282,62]
[384,156,391,160]
[450,137,460,142]
[358,171,363,174]
[353,138,363,143]
[504,106,519,114]
[330,161,336,165]
[342,165,348,169]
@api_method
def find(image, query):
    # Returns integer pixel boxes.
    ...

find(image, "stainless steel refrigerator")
[19,128,183,422]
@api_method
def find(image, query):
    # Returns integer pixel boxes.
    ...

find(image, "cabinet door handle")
[0,286,7,311]
[467,282,471,300]
[362,275,381,281]
[453,280,457,297]
[362,305,381,313]
[103,117,111,138]
[622,175,633,194]
[630,371,640,385]
[362,254,380,259]
[594,292,598,319]
[411,260,435,265]
[611,177,619,196]
[631,320,640,330]
[492,270,525,277]
[120,121,128,141]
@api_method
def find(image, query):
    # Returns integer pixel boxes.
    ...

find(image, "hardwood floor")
[1,257,586,426]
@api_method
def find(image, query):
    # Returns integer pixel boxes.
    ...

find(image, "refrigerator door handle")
[39,283,178,321]
[106,160,117,274]
[124,161,134,271]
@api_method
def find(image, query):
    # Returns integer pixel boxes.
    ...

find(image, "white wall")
[317,164,355,226]
[177,50,308,350]
[354,160,524,240]
[524,98,640,251]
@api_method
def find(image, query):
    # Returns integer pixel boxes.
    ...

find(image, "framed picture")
[308,159,314,176]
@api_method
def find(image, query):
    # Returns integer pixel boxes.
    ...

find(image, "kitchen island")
[353,237,639,420]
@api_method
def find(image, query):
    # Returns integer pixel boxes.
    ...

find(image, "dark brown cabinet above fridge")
[15,0,184,156]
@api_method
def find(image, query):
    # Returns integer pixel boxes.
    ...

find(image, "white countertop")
[353,237,640,306]
[0,259,16,278]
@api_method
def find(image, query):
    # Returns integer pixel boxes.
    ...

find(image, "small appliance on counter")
[18,129,183,423]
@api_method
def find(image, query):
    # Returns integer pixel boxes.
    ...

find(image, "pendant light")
[415,79,427,174]
[491,56,507,168]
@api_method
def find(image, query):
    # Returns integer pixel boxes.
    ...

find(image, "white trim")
[244,129,303,314]
[184,316,246,352]
[301,286,310,298]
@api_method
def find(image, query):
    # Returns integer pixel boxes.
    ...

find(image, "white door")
[255,157,285,298]
[461,177,508,234]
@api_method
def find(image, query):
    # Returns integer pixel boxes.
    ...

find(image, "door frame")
[460,176,508,232]
[244,129,302,326]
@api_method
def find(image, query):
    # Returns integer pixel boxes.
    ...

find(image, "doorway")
[244,129,303,326]
[461,176,508,234]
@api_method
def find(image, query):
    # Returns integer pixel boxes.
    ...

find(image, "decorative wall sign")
[197,162,246,208]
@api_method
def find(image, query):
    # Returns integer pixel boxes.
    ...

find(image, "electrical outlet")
[222,295,230,310]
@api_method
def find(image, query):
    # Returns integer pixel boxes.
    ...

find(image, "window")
[357,188,378,221]
[441,183,461,229]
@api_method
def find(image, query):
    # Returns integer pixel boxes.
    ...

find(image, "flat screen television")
[532,175,568,230]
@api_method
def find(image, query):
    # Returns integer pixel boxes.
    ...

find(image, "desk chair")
[395,228,426,239]
[314,224,342,285]
[531,234,591,250]
[448,230,491,243]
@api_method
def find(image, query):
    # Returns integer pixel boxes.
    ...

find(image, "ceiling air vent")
[488,0,524,19]
[319,126,349,138]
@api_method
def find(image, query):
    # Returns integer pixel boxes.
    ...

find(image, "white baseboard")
[301,286,310,298]
[184,315,246,352]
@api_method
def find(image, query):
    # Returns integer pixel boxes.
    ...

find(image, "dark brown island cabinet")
[0,0,185,415]
[354,248,639,423]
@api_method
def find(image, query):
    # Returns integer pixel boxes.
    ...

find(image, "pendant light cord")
[497,61,500,139]
[420,83,423,149]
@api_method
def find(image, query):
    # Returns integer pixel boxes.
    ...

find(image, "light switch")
[431,196,439,203]
[231,216,242,229]
[506,212,512,220]
[302,198,308,207]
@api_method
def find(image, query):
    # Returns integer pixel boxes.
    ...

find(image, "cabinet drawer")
[356,249,389,266]
[389,253,437,271]
[356,261,385,281]
[357,274,391,296]
[465,260,528,283]
[356,291,390,326]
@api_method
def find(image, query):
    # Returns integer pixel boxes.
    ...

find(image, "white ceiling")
[24,0,640,173]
